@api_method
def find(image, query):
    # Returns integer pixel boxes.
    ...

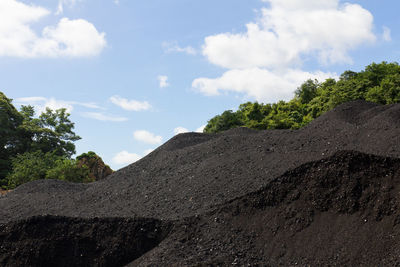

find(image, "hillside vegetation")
[205,62,400,133]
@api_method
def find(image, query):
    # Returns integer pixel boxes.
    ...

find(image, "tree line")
[204,62,400,133]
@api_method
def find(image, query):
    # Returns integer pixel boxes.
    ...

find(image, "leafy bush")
[7,151,56,189]
[7,151,92,189]
[46,159,92,183]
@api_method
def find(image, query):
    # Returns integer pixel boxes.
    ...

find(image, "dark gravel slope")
[132,151,400,266]
[0,216,172,267]
[2,100,400,222]
[1,100,400,266]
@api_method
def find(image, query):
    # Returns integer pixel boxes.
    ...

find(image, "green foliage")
[76,151,113,181]
[19,106,81,157]
[295,79,319,104]
[6,151,55,189]
[46,159,92,184]
[0,92,112,189]
[76,151,99,160]
[0,93,24,187]
[6,151,92,189]
[0,92,84,188]
[204,61,400,133]
[203,110,244,133]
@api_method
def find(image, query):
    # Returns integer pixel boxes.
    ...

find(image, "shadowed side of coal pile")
[132,151,400,266]
[0,216,172,267]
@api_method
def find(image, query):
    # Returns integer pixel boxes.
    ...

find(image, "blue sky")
[1,0,399,169]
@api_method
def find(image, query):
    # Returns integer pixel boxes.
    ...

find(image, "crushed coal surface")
[1,100,400,266]
[0,216,171,267]
[132,150,400,266]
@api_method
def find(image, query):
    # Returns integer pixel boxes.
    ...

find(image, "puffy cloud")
[110,95,152,111]
[193,68,335,102]
[203,0,375,69]
[82,112,128,122]
[158,75,169,88]
[194,0,376,102]
[112,151,142,165]
[133,130,163,145]
[195,125,206,133]
[174,127,189,135]
[162,42,197,55]
[113,148,156,166]
[0,0,106,58]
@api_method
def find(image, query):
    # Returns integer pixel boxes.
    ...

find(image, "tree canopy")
[204,62,400,133]
[0,94,87,188]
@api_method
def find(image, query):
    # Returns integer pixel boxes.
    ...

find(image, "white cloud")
[15,96,129,122]
[112,151,142,165]
[82,112,128,122]
[174,127,189,135]
[195,125,206,133]
[15,96,100,114]
[56,1,63,15]
[158,75,169,88]
[73,102,102,109]
[16,96,47,103]
[193,68,335,102]
[383,26,392,42]
[110,95,152,111]
[173,125,206,135]
[112,148,155,166]
[203,0,375,69]
[143,148,154,155]
[56,0,81,15]
[162,42,197,55]
[16,97,74,113]
[194,0,376,102]
[133,130,163,145]
[0,0,106,58]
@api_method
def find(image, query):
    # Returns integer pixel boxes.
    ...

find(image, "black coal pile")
[1,100,400,266]
[0,216,171,267]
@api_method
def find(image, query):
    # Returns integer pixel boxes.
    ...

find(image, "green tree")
[0,93,24,186]
[295,79,319,104]
[19,106,81,157]
[46,158,92,183]
[204,110,244,133]
[7,151,58,189]
[204,61,400,133]
[0,92,82,187]
[7,151,92,189]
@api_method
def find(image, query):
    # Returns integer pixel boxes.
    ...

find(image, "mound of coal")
[0,216,171,267]
[1,100,400,266]
[133,151,400,266]
[2,100,400,222]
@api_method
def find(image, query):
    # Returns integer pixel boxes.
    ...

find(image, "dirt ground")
[1,100,400,266]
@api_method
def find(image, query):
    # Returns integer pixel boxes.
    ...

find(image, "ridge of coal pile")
[2,100,400,222]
